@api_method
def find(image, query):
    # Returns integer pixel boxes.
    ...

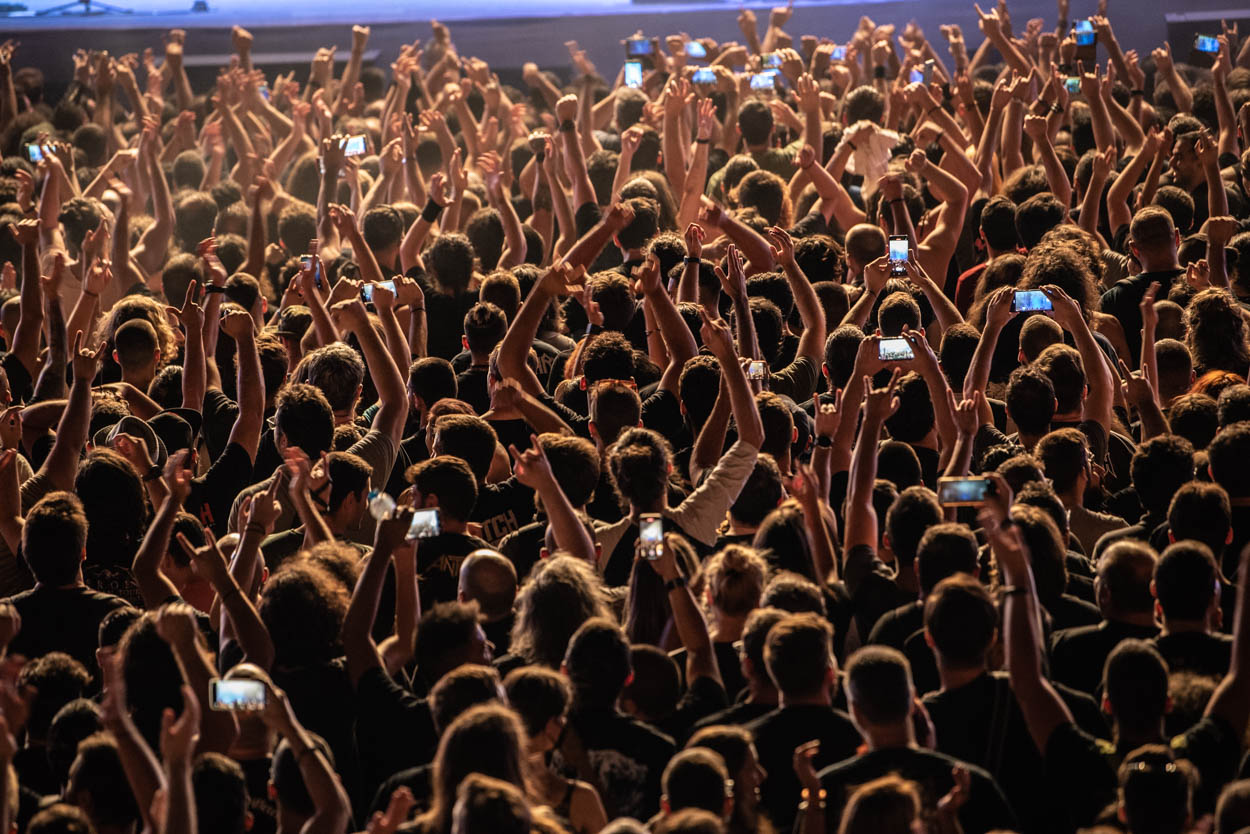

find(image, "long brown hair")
[415,704,533,834]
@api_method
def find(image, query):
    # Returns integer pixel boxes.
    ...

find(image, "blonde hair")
[702,545,768,618]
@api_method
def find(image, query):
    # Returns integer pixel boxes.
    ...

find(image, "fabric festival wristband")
[422,199,445,223]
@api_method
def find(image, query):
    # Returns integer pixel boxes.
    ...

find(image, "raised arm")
[651,534,722,688]
[158,686,200,834]
[132,460,188,610]
[768,226,826,366]
[342,510,415,686]
[908,149,969,281]
[331,299,407,447]
[556,95,596,210]
[637,254,698,395]
[1206,532,1250,735]
[1023,114,1072,208]
[984,474,1075,753]
[510,438,595,563]
[179,526,275,671]
[7,220,44,382]
[40,331,104,492]
[220,310,265,460]
[699,307,764,449]
[845,367,901,551]
[1043,285,1112,432]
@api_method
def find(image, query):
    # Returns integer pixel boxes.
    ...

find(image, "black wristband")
[1050,103,1064,115]
[422,199,445,223]
[873,66,887,79]
[683,256,700,263]
[143,465,162,482]
[887,197,905,205]
[816,435,833,448]
[535,152,547,162]
[695,137,711,144]
[664,575,688,592]
[204,285,227,294]
[1130,89,1145,97]
[559,119,576,133]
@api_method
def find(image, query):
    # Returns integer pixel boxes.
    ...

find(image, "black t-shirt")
[843,543,916,644]
[1098,269,1184,367]
[273,658,363,807]
[867,600,923,650]
[455,365,491,416]
[187,442,255,537]
[747,704,863,833]
[4,584,128,678]
[405,268,479,361]
[385,431,432,499]
[818,747,1017,834]
[497,520,548,584]
[201,389,239,461]
[690,700,774,735]
[472,479,535,545]
[1049,619,1160,695]
[556,707,675,821]
[354,665,438,800]
[1150,631,1233,679]
[923,671,1103,834]
[655,673,728,742]
[415,530,492,611]
[670,641,748,704]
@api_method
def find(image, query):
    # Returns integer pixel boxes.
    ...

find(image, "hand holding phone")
[888,235,909,276]
[878,337,915,362]
[937,476,994,507]
[407,507,442,540]
[1013,290,1053,312]
[210,678,267,711]
[639,514,663,560]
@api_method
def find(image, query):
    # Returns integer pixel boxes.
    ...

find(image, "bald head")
[1097,541,1158,618]
[845,224,887,273]
[458,550,518,622]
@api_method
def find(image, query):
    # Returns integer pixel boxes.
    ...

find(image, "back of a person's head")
[1006,365,1057,435]
[843,86,886,125]
[408,454,479,522]
[274,382,334,457]
[463,301,507,356]
[623,644,681,720]
[662,748,729,817]
[430,664,503,733]
[23,491,87,586]
[1132,434,1196,514]
[729,457,785,527]
[21,652,90,742]
[113,319,160,371]
[1131,205,1180,254]
[915,523,979,597]
[1169,481,1232,557]
[28,803,95,834]
[609,427,673,508]
[884,487,942,567]
[428,232,476,292]
[1169,393,1219,450]
[451,773,532,834]
[1154,540,1220,623]
[845,645,913,727]
[459,550,518,622]
[590,380,643,447]
[737,99,774,145]
[876,440,922,490]
[995,453,1045,495]
[1021,243,1096,317]
[764,612,833,697]
[837,774,920,834]
[1015,192,1068,250]
[47,699,100,788]
[654,808,726,834]
[702,545,768,616]
[1099,541,1159,617]
[259,562,349,667]
[877,292,922,337]
[938,323,980,390]
[583,327,635,379]
[1217,779,1250,834]
[1035,427,1090,494]
[760,570,826,616]
[883,372,934,444]
[1104,639,1169,731]
[1209,422,1250,498]
[1019,314,1063,363]
[980,195,1020,251]
[823,324,865,388]
[924,574,997,670]
[193,751,248,834]
[503,665,570,738]
[564,617,631,706]
[1119,745,1194,834]
[432,413,498,483]
[65,733,140,830]
[1218,384,1250,427]
[511,556,608,668]
[755,396,794,460]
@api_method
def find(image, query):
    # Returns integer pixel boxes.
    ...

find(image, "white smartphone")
[407,507,442,540]
[210,678,266,711]
[640,513,663,560]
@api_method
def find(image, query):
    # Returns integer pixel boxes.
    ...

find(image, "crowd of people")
[2,1,1250,831]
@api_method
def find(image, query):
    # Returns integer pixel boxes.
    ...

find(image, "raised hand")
[766,225,796,266]
[698,306,736,359]
[71,330,107,382]
[508,437,556,490]
[684,223,704,259]
[863,367,902,422]
[159,685,200,765]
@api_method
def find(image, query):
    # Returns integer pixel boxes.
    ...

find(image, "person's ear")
[261,297,269,315]
[1101,694,1113,715]
[112,349,120,364]
[462,334,470,351]
[268,782,278,801]
[588,422,600,443]
[923,628,935,649]
[244,812,254,832]
[661,797,672,815]
[821,362,830,380]
[791,426,798,443]
[1168,530,1176,544]
[154,348,162,365]
[1228,527,1235,545]
[1150,578,1159,599]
